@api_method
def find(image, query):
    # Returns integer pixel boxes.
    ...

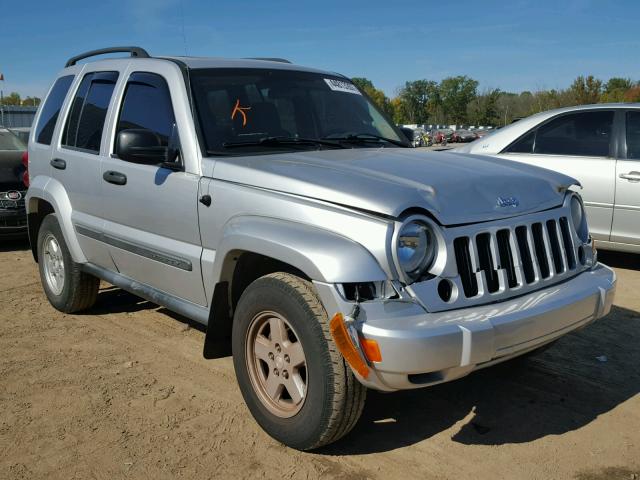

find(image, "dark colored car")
[400,127,428,147]
[0,128,28,236]
[452,129,478,143]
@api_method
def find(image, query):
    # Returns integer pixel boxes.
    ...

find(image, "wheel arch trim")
[26,175,87,264]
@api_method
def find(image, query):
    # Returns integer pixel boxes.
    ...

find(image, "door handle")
[619,171,640,182]
[50,158,66,170]
[103,170,127,186]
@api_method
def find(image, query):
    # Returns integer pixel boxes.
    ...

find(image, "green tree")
[22,96,41,106]
[602,77,634,103]
[397,80,438,124]
[438,76,478,124]
[0,92,21,106]
[468,88,501,125]
[569,75,602,104]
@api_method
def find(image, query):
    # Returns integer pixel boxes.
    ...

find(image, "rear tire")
[37,214,99,313]
[232,272,366,450]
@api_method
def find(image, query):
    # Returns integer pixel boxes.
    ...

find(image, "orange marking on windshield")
[231,99,251,127]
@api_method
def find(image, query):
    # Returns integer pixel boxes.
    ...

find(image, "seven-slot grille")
[453,216,577,299]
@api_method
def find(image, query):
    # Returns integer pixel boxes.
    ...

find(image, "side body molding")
[210,216,388,286]
[26,175,87,264]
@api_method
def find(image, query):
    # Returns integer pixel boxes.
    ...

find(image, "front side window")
[626,111,640,160]
[62,71,119,153]
[35,75,74,145]
[534,111,614,157]
[115,72,176,153]
[190,68,405,154]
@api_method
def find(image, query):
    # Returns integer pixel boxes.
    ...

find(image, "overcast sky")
[2,0,639,99]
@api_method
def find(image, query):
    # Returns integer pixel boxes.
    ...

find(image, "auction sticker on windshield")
[324,78,361,95]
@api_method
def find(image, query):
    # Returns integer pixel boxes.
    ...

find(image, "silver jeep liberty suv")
[26,47,616,450]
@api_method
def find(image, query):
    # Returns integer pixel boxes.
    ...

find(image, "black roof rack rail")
[245,57,292,64]
[65,46,150,67]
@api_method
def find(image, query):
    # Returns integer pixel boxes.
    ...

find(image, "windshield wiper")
[222,136,348,149]
[322,133,408,147]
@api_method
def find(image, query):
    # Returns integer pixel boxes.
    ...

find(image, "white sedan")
[455,104,640,253]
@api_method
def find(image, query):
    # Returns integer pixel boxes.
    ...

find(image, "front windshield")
[190,68,405,154]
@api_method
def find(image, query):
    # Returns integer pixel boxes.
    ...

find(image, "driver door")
[99,70,207,306]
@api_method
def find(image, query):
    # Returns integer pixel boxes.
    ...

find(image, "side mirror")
[116,128,182,170]
[116,129,166,164]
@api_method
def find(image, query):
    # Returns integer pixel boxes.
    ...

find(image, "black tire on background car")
[232,272,367,450]
[37,214,99,313]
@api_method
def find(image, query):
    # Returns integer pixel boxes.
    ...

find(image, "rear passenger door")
[611,111,640,246]
[99,70,207,306]
[499,110,616,242]
[55,70,120,270]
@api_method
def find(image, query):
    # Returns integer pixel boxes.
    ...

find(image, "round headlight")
[397,221,436,281]
[570,195,589,242]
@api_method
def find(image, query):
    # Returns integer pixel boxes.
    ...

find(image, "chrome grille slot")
[515,225,536,284]
[546,219,564,274]
[559,217,576,270]
[531,222,550,279]
[496,229,518,288]
[476,233,500,293]
[453,236,478,298]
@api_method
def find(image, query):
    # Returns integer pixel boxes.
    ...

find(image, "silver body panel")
[27,57,617,392]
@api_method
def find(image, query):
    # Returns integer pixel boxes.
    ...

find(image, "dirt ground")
[1,239,639,480]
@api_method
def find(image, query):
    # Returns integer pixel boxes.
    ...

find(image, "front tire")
[37,214,99,313]
[232,272,366,450]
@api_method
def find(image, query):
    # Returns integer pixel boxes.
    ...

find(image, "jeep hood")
[212,148,577,225]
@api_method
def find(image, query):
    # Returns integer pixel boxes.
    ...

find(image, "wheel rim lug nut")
[268,352,274,360]
[284,354,290,363]
[274,368,279,376]
[275,344,281,353]
[282,371,289,379]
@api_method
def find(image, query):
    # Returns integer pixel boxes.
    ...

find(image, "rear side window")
[626,111,640,160]
[62,71,119,153]
[505,130,535,153]
[534,111,614,157]
[35,75,74,145]
[115,72,176,152]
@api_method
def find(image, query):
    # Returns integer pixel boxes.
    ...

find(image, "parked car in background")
[400,127,429,147]
[451,129,477,143]
[455,104,640,253]
[0,128,28,236]
[432,128,453,144]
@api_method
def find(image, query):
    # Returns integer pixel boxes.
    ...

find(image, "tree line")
[0,92,41,107]
[352,75,640,127]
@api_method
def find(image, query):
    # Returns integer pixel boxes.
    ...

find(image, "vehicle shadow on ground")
[323,305,640,454]
[87,286,207,332]
[0,237,30,252]
[598,250,640,271]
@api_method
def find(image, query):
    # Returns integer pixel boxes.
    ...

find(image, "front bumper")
[0,208,28,235]
[315,263,616,391]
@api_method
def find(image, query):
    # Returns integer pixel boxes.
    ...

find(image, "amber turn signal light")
[359,338,382,363]
[329,312,370,379]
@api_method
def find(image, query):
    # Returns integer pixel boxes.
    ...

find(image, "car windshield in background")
[190,68,406,154]
[0,130,26,151]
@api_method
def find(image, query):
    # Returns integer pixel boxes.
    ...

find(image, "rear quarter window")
[62,71,119,153]
[35,75,75,145]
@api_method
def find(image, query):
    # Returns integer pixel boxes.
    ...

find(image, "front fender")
[26,175,87,264]
[211,216,388,284]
